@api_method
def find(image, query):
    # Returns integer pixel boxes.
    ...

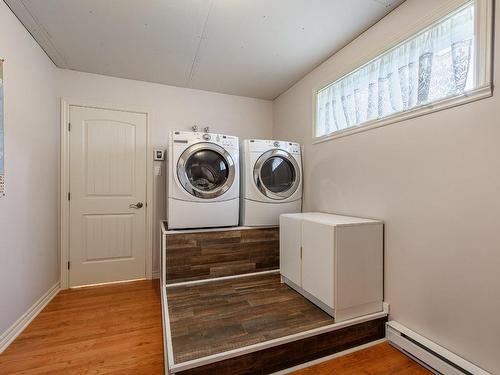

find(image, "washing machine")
[240,139,302,226]
[167,131,239,229]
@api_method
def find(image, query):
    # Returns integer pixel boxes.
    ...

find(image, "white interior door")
[69,105,147,287]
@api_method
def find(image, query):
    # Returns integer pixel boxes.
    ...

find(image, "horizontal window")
[314,1,492,141]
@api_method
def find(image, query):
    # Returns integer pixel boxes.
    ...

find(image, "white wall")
[0,2,59,335]
[57,69,273,274]
[273,0,500,373]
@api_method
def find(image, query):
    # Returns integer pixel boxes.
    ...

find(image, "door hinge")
[300,246,303,260]
[68,192,71,200]
[68,122,71,131]
[67,261,70,270]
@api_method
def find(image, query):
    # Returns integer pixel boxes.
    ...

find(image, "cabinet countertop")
[281,212,383,226]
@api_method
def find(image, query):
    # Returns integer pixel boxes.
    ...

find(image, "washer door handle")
[129,202,144,209]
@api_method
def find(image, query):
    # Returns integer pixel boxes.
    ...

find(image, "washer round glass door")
[254,149,300,200]
[177,143,235,199]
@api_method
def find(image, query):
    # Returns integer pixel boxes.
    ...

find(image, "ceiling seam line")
[186,0,213,87]
[17,0,70,67]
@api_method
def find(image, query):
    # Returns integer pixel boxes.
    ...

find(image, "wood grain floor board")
[0,280,164,375]
[166,227,279,283]
[167,273,336,364]
[291,342,431,375]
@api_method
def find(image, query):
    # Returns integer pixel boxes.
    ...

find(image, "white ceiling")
[5,0,404,99]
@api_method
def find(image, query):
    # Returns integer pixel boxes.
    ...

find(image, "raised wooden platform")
[163,273,388,374]
[162,223,279,284]
[161,224,388,374]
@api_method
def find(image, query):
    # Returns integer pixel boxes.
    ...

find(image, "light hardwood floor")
[292,342,431,374]
[0,280,164,375]
[0,280,429,375]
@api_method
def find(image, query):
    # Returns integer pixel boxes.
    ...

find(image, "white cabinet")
[280,212,383,322]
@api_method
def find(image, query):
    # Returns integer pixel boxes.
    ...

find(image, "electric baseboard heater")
[386,321,491,375]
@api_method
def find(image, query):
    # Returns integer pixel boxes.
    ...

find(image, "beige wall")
[273,0,500,373]
[57,69,273,274]
[0,2,59,335]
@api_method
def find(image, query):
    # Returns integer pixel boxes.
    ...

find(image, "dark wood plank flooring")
[166,227,279,283]
[167,273,336,363]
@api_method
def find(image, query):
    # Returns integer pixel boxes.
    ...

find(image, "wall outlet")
[154,149,165,161]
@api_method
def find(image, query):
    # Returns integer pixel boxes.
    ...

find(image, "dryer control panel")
[245,139,301,154]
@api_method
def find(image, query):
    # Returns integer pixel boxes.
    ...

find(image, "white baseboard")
[165,269,280,289]
[152,271,160,280]
[0,281,60,354]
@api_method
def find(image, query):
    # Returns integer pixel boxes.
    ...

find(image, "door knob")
[129,202,144,209]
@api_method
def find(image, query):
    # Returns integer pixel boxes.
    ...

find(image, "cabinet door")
[279,215,302,286]
[302,220,334,308]
[334,224,383,317]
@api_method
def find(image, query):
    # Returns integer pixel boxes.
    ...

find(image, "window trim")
[312,0,493,144]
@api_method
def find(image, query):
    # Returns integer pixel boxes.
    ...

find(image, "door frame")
[59,98,153,289]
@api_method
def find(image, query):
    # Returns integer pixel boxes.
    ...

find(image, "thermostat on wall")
[154,149,165,161]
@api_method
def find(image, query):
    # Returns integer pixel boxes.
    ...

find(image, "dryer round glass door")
[177,143,235,199]
[254,149,300,200]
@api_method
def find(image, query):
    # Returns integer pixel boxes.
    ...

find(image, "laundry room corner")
[56,68,275,279]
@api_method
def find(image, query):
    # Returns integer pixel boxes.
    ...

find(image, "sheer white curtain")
[316,2,474,137]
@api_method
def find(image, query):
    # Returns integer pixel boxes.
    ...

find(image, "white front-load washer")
[167,131,239,229]
[240,139,302,226]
